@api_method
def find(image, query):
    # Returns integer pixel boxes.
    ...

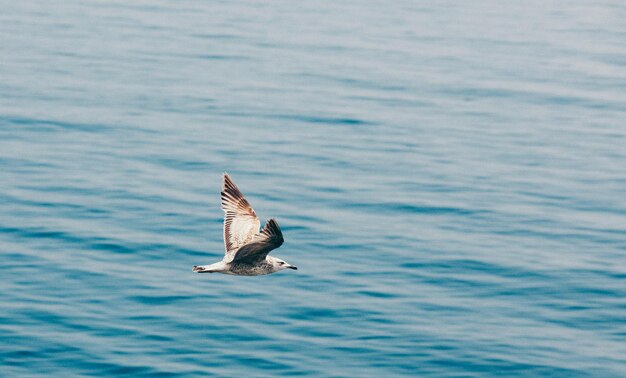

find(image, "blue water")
[1,1,626,376]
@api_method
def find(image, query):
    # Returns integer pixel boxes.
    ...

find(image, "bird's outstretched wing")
[231,218,284,264]
[221,173,260,262]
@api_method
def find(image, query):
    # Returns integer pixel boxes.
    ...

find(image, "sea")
[1,1,625,376]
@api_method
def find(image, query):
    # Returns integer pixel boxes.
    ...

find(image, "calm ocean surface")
[1,1,625,376]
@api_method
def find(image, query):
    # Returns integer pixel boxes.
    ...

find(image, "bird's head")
[272,257,297,271]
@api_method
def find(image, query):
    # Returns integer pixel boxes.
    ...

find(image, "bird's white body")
[194,256,295,276]
[192,173,297,276]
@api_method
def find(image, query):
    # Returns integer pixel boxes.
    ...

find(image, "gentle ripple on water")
[1,0,626,376]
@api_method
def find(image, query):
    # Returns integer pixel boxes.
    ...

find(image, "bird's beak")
[287,265,298,270]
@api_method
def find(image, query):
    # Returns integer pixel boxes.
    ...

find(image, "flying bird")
[192,173,297,275]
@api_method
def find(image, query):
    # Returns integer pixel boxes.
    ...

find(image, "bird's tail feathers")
[192,265,215,273]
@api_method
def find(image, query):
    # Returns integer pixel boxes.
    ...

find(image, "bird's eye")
[279,262,284,265]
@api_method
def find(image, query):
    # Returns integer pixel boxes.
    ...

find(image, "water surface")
[1,1,625,376]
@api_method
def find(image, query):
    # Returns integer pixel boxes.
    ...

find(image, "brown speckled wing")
[231,218,284,264]
[221,173,260,261]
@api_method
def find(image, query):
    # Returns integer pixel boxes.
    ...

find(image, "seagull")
[192,173,297,276]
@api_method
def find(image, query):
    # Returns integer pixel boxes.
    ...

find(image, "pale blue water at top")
[1,1,625,376]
